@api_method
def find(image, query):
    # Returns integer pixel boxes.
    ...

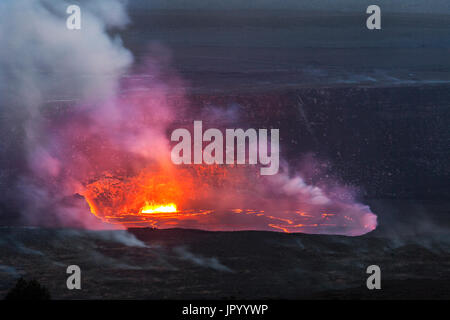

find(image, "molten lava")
[81,163,376,235]
[141,203,177,214]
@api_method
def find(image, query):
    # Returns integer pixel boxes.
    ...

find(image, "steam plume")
[0,0,377,235]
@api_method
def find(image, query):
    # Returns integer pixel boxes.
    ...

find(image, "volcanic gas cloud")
[40,65,376,236]
[0,0,377,235]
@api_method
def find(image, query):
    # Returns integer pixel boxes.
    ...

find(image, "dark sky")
[129,0,450,14]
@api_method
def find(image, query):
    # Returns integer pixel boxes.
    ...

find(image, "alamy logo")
[366,5,381,30]
[66,5,81,30]
[171,121,280,175]
[366,265,381,289]
[66,265,81,290]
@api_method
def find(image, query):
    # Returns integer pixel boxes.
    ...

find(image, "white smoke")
[0,0,132,108]
[0,0,133,227]
[174,246,232,272]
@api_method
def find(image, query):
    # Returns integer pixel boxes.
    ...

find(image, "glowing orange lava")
[141,203,177,214]
[81,164,233,227]
[80,164,373,235]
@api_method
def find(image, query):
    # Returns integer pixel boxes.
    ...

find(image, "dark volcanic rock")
[0,220,449,299]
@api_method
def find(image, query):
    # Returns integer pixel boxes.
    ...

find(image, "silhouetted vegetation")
[4,278,51,300]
